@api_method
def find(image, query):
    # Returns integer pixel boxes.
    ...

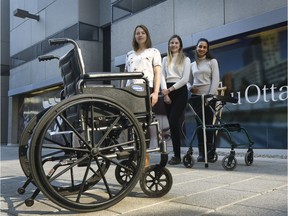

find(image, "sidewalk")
[1,145,287,216]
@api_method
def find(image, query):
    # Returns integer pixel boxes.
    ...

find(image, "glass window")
[18,86,62,142]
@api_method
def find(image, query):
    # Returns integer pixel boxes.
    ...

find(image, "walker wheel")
[140,165,173,197]
[221,155,237,171]
[183,154,195,168]
[244,151,254,166]
[115,160,136,186]
[17,187,25,195]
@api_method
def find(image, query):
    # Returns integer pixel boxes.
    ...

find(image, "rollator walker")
[18,38,173,212]
[183,87,255,171]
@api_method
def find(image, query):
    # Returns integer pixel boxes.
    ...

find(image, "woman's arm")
[160,57,168,90]
[187,62,194,92]
[151,65,161,107]
[209,59,220,95]
[172,57,191,90]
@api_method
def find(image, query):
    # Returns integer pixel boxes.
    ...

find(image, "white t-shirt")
[125,48,161,88]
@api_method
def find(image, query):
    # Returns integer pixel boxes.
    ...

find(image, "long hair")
[167,34,186,67]
[194,38,214,64]
[132,25,152,51]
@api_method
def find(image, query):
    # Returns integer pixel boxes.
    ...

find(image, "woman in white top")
[125,25,161,167]
[161,35,191,165]
[188,38,220,162]
[125,24,161,107]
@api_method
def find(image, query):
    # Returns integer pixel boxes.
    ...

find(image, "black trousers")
[189,95,216,148]
[164,84,188,159]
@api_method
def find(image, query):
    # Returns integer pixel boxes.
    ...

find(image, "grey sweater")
[188,58,220,95]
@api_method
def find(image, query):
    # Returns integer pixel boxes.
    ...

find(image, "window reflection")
[18,87,62,141]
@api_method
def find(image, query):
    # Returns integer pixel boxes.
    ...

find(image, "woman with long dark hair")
[188,38,220,162]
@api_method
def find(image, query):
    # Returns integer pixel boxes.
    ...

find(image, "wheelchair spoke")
[49,155,90,182]
[59,113,91,150]
[76,157,92,202]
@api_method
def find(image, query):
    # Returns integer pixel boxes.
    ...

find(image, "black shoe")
[168,157,181,165]
[197,155,204,162]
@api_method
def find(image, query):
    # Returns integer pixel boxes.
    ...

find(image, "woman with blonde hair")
[161,34,191,165]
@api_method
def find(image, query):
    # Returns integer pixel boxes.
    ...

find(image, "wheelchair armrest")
[83,72,144,81]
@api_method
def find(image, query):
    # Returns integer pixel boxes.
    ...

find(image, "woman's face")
[134,27,147,46]
[169,37,181,54]
[196,41,208,58]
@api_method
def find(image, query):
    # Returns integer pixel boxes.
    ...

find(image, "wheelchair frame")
[18,38,173,212]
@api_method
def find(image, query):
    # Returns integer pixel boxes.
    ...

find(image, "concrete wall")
[8,0,106,145]
[111,0,287,71]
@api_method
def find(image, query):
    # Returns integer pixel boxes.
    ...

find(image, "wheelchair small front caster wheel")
[245,151,254,166]
[115,160,136,186]
[140,165,173,197]
[25,198,34,207]
[222,155,237,171]
[183,154,195,168]
[17,187,25,194]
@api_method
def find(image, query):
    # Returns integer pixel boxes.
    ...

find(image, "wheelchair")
[18,38,173,212]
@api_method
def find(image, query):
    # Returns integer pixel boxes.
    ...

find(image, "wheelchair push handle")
[48,38,80,49]
[38,55,59,62]
[49,38,70,45]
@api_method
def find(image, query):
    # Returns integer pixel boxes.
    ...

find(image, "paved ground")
[1,145,287,216]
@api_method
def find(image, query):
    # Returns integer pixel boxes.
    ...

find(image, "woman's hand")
[161,89,170,96]
[150,92,159,107]
[163,95,171,104]
[190,86,199,93]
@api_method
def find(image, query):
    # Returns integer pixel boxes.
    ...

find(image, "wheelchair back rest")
[58,48,84,127]
[83,83,151,122]
[59,48,84,99]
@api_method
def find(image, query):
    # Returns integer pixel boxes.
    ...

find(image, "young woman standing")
[125,24,162,167]
[188,38,220,162]
[161,35,191,165]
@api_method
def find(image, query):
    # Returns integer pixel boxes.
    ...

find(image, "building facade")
[4,0,288,149]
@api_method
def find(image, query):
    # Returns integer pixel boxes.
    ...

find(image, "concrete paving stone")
[205,204,287,216]
[107,192,172,214]
[175,187,257,210]
[121,201,211,216]
[198,172,257,185]
[170,180,226,197]
[167,169,226,185]
[235,186,288,213]
[223,177,287,193]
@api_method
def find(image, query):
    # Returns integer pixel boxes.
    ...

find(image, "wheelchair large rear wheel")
[18,107,110,196]
[29,94,146,212]
[19,108,50,177]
